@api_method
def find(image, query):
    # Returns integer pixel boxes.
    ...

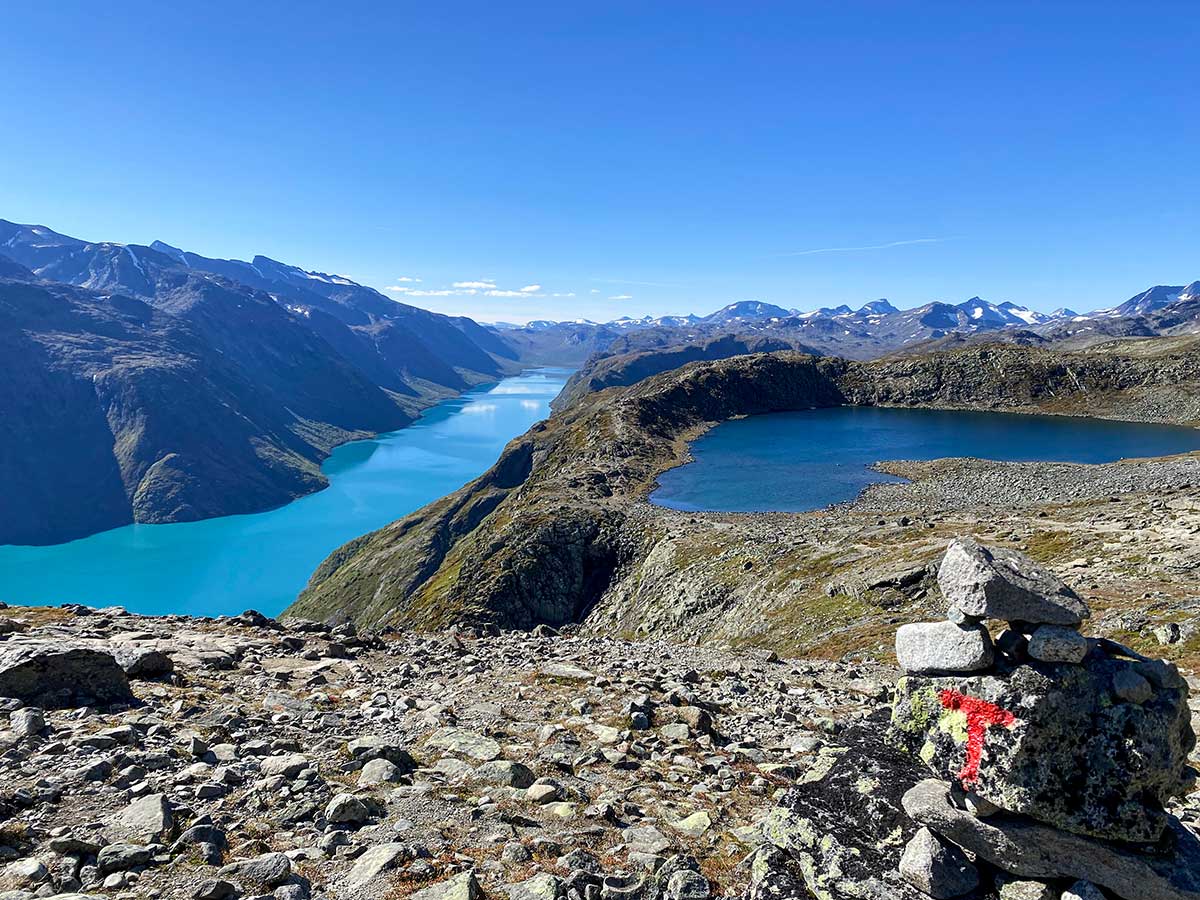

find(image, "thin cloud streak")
[592,277,683,288]
[776,237,956,257]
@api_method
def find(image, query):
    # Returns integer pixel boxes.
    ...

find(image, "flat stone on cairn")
[896,620,994,675]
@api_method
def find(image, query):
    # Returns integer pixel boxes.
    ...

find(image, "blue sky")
[2,2,1197,322]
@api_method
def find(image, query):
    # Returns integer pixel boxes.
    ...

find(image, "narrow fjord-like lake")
[0,369,570,619]
[651,406,1200,513]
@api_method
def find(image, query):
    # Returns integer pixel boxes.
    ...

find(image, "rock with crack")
[903,779,1200,900]
[0,643,133,709]
[752,712,935,900]
[892,648,1195,842]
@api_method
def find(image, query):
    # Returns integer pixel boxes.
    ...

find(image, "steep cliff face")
[0,275,408,545]
[288,340,1200,638]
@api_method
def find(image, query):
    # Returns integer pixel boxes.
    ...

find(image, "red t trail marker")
[938,689,1017,786]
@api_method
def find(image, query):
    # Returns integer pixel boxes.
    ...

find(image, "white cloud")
[609,294,634,300]
[453,280,497,289]
[519,284,541,293]
[394,276,422,283]
[590,289,601,294]
[484,289,535,297]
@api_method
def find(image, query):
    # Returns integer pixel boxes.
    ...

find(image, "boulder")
[427,727,502,761]
[410,872,482,900]
[0,643,133,709]
[346,843,414,888]
[1026,625,1087,664]
[892,651,1195,841]
[358,758,404,786]
[111,646,174,679]
[895,621,994,674]
[938,538,1090,626]
[903,779,1200,900]
[116,794,174,842]
[898,827,978,899]
[218,852,291,889]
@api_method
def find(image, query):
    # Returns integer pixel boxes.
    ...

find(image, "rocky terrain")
[290,339,1200,673]
[2,540,1198,900]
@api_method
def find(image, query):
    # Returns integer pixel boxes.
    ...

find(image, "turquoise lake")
[651,406,1200,513]
[0,368,570,618]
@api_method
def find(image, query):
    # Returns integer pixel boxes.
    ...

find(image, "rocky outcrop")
[746,540,1200,900]
[0,644,133,708]
[290,340,1200,637]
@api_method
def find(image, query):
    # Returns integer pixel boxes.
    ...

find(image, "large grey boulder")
[345,843,414,888]
[0,643,133,709]
[116,794,174,842]
[892,651,1195,842]
[410,872,482,900]
[895,621,994,674]
[111,646,174,679]
[903,779,1200,900]
[218,852,291,889]
[939,538,1090,626]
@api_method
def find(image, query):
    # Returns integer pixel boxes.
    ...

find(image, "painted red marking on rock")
[938,689,1016,786]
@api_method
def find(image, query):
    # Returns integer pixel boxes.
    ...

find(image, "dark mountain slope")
[0,276,400,544]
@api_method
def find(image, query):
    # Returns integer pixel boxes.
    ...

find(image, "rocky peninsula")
[289,339,1200,674]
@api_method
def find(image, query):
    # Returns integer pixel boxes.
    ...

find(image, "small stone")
[259,754,309,778]
[998,879,1055,900]
[194,879,237,900]
[8,708,44,738]
[1113,668,1153,705]
[410,871,482,900]
[325,793,370,825]
[219,852,291,889]
[895,621,994,674]
[358,758,404,786]
[898,827,979,899]
[1027,625,1088,664]
[1061,880,1106,900]
[346,843,413,887]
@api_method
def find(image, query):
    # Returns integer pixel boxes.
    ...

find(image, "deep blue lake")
[0,369,570,618]
[651,406,1200,513]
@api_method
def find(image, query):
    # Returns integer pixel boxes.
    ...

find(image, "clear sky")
[2,2,1197,323]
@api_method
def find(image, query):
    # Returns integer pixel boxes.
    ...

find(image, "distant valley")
[3,216,1197,547]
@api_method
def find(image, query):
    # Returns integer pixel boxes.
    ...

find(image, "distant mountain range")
[497,283,1200,361]
[3,214,1197,545]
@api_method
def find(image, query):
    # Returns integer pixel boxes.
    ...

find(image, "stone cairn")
[891,537,1199,900]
